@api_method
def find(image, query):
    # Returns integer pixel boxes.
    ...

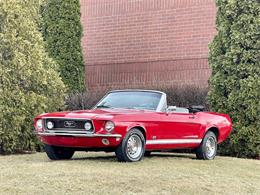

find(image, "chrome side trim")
[146,139,202,145]
[37,132,122,138]
[183,135,199,138]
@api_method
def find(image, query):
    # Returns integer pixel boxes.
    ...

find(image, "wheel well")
[207,127,219,141]
[131,126,146,140]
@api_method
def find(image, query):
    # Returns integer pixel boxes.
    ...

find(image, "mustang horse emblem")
[64,121,76,128]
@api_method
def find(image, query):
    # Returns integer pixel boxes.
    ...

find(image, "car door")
[159,112,202,140]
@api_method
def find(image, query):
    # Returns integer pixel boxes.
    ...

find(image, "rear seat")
[171,107,189,114]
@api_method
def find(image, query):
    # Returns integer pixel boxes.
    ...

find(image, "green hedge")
[41,0,85,92]
[208,0,260,158]
[0,0,65,154]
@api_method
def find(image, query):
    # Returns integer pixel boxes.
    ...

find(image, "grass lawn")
[0,152,259,195]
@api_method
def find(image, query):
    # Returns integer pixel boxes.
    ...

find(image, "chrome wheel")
[126,134,143,160]
[206,137,216,158]
[115,129,145,162]
[196,131,217,160]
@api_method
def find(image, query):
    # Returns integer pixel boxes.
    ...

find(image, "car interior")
[167,105,205,114]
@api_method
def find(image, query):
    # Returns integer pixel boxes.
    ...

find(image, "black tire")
[115,129,145,162]
[196,131,217,160]
[144,151,152,157]
[44,144,75,160]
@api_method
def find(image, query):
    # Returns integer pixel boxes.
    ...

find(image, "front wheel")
[196,131,217,160]
[115,129,145,162]
[44,144,75,160]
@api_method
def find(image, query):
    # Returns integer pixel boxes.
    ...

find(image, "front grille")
[43,118,94,134]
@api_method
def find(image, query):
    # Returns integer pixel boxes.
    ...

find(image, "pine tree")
[208,0,260,158]
[0,0,65,153]
[42,0,85,92]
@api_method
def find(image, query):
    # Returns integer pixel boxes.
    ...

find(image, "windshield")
[95,91,162,111]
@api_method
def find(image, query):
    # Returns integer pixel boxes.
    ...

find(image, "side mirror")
[166,106,177,114]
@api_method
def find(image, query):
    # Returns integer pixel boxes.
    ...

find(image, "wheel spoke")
[206,137,216,158]
[126,134,142,159]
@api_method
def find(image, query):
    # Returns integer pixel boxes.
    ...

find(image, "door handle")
[189,115,195,119]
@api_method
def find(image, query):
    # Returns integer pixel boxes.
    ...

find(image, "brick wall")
[80,0,217,91]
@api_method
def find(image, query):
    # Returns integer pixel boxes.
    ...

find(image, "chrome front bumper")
[36,132,122,138]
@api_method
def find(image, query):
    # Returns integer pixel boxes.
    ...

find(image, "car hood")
[38,108,153,120]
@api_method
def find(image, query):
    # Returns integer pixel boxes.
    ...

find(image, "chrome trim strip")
[146,139,202,145]
[45,128,94,131]
[109,89,165,94]
[44,130,93,134]
[183,135,199,138]
[37,132,122,138]
[42,117,91,120]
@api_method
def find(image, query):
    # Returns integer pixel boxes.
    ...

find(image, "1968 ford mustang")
[34,90,232,162]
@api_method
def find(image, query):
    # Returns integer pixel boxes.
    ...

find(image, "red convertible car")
[34,90,232,162]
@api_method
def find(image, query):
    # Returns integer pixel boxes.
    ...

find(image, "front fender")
[126,123,147,133]
[113,121,147,140]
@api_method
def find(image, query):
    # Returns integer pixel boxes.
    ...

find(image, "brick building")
[80,0,217,91]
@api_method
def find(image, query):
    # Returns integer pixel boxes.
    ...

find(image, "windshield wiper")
[95,101,113,109]
[96,105,112,108]
[123,107,144,110]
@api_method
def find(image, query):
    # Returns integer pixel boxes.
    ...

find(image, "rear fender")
[204,125,219,141]
[204,122,232,143]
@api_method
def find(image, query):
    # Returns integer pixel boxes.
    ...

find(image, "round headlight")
[47,121,54,129]
[36,119,43,130]
[84,122,92,131]
[105,121,115,132]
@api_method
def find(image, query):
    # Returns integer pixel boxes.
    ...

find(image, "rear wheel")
[196,131,217,160]
[115,129,145,162]
[44,144,74,160]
